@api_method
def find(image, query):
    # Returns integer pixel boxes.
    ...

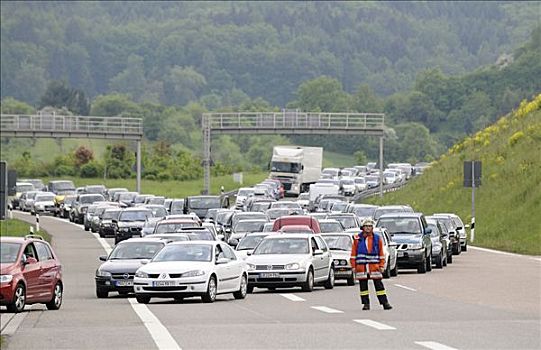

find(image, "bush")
[508,131,525,147]
[56,165,77,176]
[157,171,172,181]
[144,174,156,180]
[80,162,102,178]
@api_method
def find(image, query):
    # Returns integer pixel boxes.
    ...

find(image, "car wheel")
[462,242,468,252]
[99,231,104,238]
[382,263,391,279]
[247,285,254,294]
[233,274,248,299]
[202,275,217,303]
[447,251,453,264]
[7,284,26,313]
[96,287,109,298]
[417,254,427,274]
[347,274,355,286]
[436,252,444,269]
[136,294,151,304]
[426,252,433,272]
[301,268,314,292]
[174,296,184,302]
[453,241,461,255]
[390,264,398,277]
[324,267,335,289]
[84,225,89,231]
[46,282,63,310]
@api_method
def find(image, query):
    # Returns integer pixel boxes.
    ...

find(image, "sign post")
[464,161,482,243]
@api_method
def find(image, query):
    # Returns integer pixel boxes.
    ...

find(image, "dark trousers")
[359,279,388,305]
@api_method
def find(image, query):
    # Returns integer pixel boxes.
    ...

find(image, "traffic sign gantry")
[202,111,386,195]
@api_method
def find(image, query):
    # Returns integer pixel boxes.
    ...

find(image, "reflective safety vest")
[356,234,381,264]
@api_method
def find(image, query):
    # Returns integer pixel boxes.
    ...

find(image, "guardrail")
[352,181,407,203]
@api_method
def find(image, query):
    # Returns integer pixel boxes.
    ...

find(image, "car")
[339,178,357,196]
[114,208,153,244]
[10,182,35,209]
[321,232,355,285]
[229,219,267,247]
[98,208,123,238]
[117,192,139,207]
[376,213,433,274]
[245,234,334,292]
[318,219,345,233]
[84,185,107,196]
[168,199,185,215]
[373,205,414,221]
[184,195,227,219]
[153,219,201,235]
[133,241,248,303]
[0,235,63,313]
[426,218,449,269]
[30,192,56,216]
[19,178,45,191]
[235,188,255,209]
[56,194,77,218]
[431,214,462,255]
[106,187,128,201]
[437,213,468,252]
[20,190,42,212]
[344,203,378,220]
[325,213,362,230]
[426,216,454,264]
[373,228,399,278]
[272,215,321,233]
[295,193,310,209]
[353,177,368,192]
[70,194,106,224]
[145,196,165,206]
[95,238,167,298]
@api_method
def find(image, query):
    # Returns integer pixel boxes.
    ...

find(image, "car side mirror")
[99,255,107,261]
[425,228,432,235]
[313,249,323,256]
[140,259,149,265]
[246,251,252,256]
[23,256,37,265]
[112,220,118,224]
[216,257,230,265]
[228,238,239,247]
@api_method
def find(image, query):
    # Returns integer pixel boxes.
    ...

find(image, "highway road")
[1,212,540,350]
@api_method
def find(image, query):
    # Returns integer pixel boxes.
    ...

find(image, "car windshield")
[251,202,272,212]
[266,209,290,220]
[63,197,77,205]
[148,198,165,205]
[427,223,440,237]
[352,207,376,218]
[135,196,150,204]
[182,231,215,241]
[188,197,221,209]
[329,216,357,229]
[253,238,309,255]
[323,235,352,251]
[171,201,184,210]
[366,176,379,182]
[272,202,300,209]
[153,244,212,262]
[377,218,422,234]
[148,207,167,217]
[53,181,75,190]
[354,178,365,184]
[119,193,137,201]
[1,242,21,263]
[331,202,347,211]
[16,184,34,192]
[86,186,105,193]
[341,180,354,185]
[155,222,199,233]
[262,223,274,232]
[238,189,254,197]
[234,221,265,233]
[102,210,121,220]
[80,195,105,204]
[271,161,301,173]
[216,211,234,225]
[320,222,344,233]
[35,194,55,202]
[374,208,404,220]
[109,242,163,260]
[298,193,309,200]
[119,211,151,221]
[237,235,267,250]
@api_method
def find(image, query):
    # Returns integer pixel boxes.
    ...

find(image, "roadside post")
[36,213,40,232]
[464,161,481,243]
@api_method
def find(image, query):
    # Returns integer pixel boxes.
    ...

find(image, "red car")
[0,235,63,313]
[272,215,321,233]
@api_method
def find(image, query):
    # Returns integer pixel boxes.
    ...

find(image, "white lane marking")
[353,319,396,330]
[1,311,27,335]
[530,257,541,262]
[311,306,344,313]
[469,246,538,260]
[394,284,417,292]
[415,341,458,350]
[129,299,182,350]
[48,214,180,350]
[279,293,305,302]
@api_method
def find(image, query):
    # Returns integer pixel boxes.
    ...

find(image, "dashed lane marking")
[353,319,396,330]
[414,341,458,350]
[394,284,417,292]
[311,306,344,313]
[279,294,305,302]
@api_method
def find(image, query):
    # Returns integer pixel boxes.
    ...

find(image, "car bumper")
[333,266,353,279]
[133,277,208,296]
[0,283,16,304]
[248,271,306,287]
[95,277,135,292]
[396,249,425,265]
[99,226,116,236]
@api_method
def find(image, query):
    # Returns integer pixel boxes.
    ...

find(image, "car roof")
[378,212,424,219]
[320,232,352,237]
[122,207,152,212]
[120,237,167,244]
[263,233,313,239]
[158,219,198,224]
[318,219,342,224]
[0,236,48,244]
[168,240,218,246]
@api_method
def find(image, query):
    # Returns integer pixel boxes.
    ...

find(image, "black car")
[431,214,462,256]
[426,218,448,268]
[184,195,227,219]
[113,208,153,244]
[426,215,454,264]
[95,238,167,298]
[376,212,433,274]
[98,208,123,238]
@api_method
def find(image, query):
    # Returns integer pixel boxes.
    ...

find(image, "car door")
[213,244,232,293]
[21,243,42,301]
[314,236,331,278]
[221,244,242,291]
[310,237,325,281]
[35,241,56,301]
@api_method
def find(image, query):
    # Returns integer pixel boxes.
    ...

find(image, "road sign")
[8,169,17,196]
[464,161,482,187]
[0,161,7,220]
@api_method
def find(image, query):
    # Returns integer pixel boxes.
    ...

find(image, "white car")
[353,177,367,192]
[133,241,248,303]
[245,234,334,292]
[31,192,56,215]
[235,187,255,209]
[321,232,355,285]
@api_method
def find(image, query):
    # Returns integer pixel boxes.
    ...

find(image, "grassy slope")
[0,218,52,242]
[368,96,541,255]
[322,151,356,168]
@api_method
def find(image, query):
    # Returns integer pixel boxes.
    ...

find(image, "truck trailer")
[270,146,322,196]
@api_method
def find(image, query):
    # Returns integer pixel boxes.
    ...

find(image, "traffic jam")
[1,159,470,312]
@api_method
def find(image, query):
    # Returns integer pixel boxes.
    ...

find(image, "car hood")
[139,261,210,274]
[328,250,350,259]
[391,234,423,244]
[0,263,17,274]
[99,259,147,273]
[35,200,55,206]
[118,221,145,228]
[246,254,310,265]
[235,250,253,260]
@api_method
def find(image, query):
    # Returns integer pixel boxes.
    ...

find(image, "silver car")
[245,234,335,292]
[321,232,355,285]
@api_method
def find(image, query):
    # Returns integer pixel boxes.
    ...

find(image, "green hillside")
[368,95,541,255]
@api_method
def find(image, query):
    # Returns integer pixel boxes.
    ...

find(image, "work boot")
[362,304,370,310]
[382,302,393,310]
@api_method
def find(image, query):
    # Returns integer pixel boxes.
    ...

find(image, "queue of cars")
[4,168,468,310]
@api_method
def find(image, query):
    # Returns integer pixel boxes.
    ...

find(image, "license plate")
[260,272,280,278]
[116,280,133,287]
[153,281,176,287]
[397,251,405,257]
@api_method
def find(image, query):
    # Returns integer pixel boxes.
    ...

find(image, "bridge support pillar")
[379,136,384,197]
[136,140,141,193]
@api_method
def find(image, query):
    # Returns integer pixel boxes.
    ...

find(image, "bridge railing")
[0,114,143,135]
[205,112,385,130]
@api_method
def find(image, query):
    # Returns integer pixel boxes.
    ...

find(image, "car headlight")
[81,207,88,213]
[181,270,205,278]
[36,204,44,209]
[135,271,148,278]
[247,263,256,271]
[96,270,111,278]
[120,227,129,232]
[285,263,300,270]
[0,275,13,283]
[409,243,423,249]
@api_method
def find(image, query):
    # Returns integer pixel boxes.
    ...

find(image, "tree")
[90,93,140,116]
[292,76,351,112]
[352,84,384,113]
[39,81,90,115]
[73,145,94,167]
[163,66,207,106]
[109,54,148,102]
[354,150,367,165]
[0,97,35,114]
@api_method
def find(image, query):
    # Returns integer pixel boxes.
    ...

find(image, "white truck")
[270,146,323,196]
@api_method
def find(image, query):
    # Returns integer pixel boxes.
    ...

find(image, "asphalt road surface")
[2,212,540,350]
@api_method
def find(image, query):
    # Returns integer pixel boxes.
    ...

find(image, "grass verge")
[0,218,52,242]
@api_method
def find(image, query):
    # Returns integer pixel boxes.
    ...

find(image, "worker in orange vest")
[350,218,392,310]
